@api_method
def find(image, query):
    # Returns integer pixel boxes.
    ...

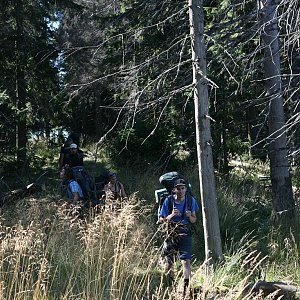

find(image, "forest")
[0,0,299,299]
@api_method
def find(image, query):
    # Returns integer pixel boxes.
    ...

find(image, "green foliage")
[0,0,61,163]
[55,0,199,168]
[226,137,250,157]
[0,154,299,298]
[0,92,17,127]
[108,109,195,169]
[217,175,271,245]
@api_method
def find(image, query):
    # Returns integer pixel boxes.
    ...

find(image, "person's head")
[69,143,78,154]
[174,178,187,200]
[108,172,117,183]
[69,132,80,147]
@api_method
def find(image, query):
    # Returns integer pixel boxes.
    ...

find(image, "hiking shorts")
[162,227,192,262]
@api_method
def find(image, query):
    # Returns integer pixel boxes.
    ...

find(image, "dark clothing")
[60,145,70,159]
[59,144,71,168]
[71,166,98,206]
[60,144,70,156]
[68,132,80,146]
[162,223,192,262]
[63,151,84,168]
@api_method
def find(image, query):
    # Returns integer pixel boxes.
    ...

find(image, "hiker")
[159,178,199,298]
[60,166,84,208]
[61,142,98,207]
[62,143,84,169]
[103,172,128,203]
[59,133,80,169]
[59,136,72,169]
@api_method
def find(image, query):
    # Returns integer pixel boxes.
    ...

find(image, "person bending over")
[60,166,84,208]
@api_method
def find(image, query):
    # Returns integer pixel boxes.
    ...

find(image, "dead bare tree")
[189,0,224,265]
[258,0,295,218]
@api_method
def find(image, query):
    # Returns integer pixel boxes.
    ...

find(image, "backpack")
[155,171,193,224]
[94,171,123,201]
[71,166,97,205]
[94,171,111,191]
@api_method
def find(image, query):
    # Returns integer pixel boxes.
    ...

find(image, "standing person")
[58,133,81,169]
[159,178,199,298]
[60,166,84,208]
[59,136,73,169]
[62,143,84,168]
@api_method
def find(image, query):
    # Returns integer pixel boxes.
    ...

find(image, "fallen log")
[0,171,47,207]
[249,280,300,299]
[0,183,40,206]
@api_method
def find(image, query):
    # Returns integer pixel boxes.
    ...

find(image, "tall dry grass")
[0,161,299,299]
[0,194,186,299]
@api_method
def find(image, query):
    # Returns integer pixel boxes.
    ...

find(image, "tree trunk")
[189,0,223,264]
[259,0,295,217]
[15,0,27,162]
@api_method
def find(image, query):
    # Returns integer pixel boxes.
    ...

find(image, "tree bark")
[189,0,223,264]
[259,0,295,217]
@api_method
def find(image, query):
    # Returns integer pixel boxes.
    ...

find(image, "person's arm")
[59,147,65,168]
[161,208,179,222]
[79,153,84,165]
[103,183,111,193]
[72,192,79,206]
[119,182,128,200]
[59,154,64,168]
[103,183,113,198]
[159,197,178,223]
[185,197,199,223]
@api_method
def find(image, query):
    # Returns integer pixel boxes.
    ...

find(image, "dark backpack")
[94,171,124,201]
[155,171,193,224]
[71,166,97,205]
[94,171,111,191]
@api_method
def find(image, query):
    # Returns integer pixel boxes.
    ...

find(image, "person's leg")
[182,259,191,297]
[165,259,174,284]
[162,241,176,285]
[178,233,192,298]
[184,259,192,293]
[182,259,191,279]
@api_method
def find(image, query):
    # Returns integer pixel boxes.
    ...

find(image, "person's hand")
[186,210,191,218]
[173,208,180,216]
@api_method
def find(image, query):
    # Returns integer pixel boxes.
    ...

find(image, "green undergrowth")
[0,148,299,299]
